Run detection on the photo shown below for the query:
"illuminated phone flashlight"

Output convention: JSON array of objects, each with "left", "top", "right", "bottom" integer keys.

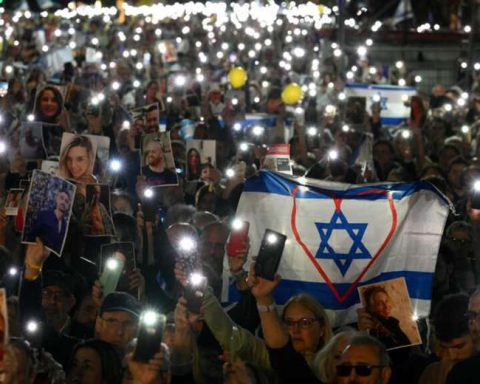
[
  {"left": 372, "top": 94, "right": 381, "bottom": 103},
  {"left": 109, "top": 159, "right": 122, "bottom": 172},
  {"left": 458, "top": 98, "right": 466, "bottom": 107},
  {"left": 414, "top": 75, "right": 422, "bottom": 83},
  {"left": 233, "top": 123, "right": 242, "bottom": 132},
  {"left": 401, "top": 129, "right": 412, "bottom": 139},
  {"left": 325, "top": 105, "right": 336, "bottom": 115},
  {"left": 133, "top": 79, "right": 141, "bottom": 88},
  {"left": 122, "top": 120, "right": 131, "bottom": 130},
  {"left": 266, "top": 233, "right": 278, "bottom": 244},
  {"left": 226, "top": 168, "right": 235, "bottom": 178},
  {"left": 252, "top": 125, "right": 264, "bottom": 136},
  {"left": 174, "top": 75, "right": 186, "bottom": 87},
  {"left": 239, "top": 142, "right": 249, "bottom": 152},
  {"left": 111, "top": 81, "right": 121, "bottom": 91},
  {"left": 253, "top": 96, "right": 261, "bottom": 103},
  {"left": 189, "top": 271, "right": 206, "bottom": 287},
  {"left": 443, "top": 103, "right": 453, "bottom": 112},
  {"left": 26, "top": 320, "right": 39, "bottom": 334},
  {"left": 231, "top": 98, "right": 239, "bottom": 106},
  {"left": 338, "top": 92, "right": 346, "bottom": 101},
  {"left": 90, "top": 95, "right": 99, "bottom": 105},
  {"left": 4, "top": 65, "right": 13, "bottom": 75},
  {"left": 27, "top": 114, "right": 35, "bottom": 122},
  {"left": 179, "top": 237, "right": 196, "bottom": 252},
  {"left": 0, "top": 140, "right": 6, "bottom": 154},
  {"left": 143, "top": 188, "right": 154, "bottom": 199},
  {"left": 8, "top": 266, "right": 18, "bottom": 276},
  {"left": 307, "top": 127, "right": 317, "bottom": 136},
  {"left": 356, "top": 45, "right": 367, "bottom": 57},
  {"left": 473, "top": 180, "right": 480, "bottom": 192},
  {"left": 232, "top": 219, "right": 244, "bottom": 231},
  {"left": 328, "top": 149, "right": 339, "bottom": 161},
  {"left": 461, "top": 125, "right": 470, "bottom": 134},
  {"left": 106, "top": 257, "right": 120, "bottom": 271}
]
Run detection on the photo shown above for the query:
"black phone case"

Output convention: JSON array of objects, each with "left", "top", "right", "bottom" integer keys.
[
  {"left": 254, "top": 229, "right": 287, "bottom": 281},
  {"left": 184, "top": 280, "right": 206, "bottom": 313},
  {"left": 133, "top": 317, "right": 166, "bottom": 362}
]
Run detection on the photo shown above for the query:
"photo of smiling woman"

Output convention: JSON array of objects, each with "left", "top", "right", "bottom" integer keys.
[
  {"left": 58, "top": 133, "right": 97, "bottom": 185},
  {"left": 33, "top": 85, "right": 64, "bottom": 124}
]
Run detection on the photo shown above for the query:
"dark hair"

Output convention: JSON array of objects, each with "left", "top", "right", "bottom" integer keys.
[
  {"left": 112, "top": 212, "right": 137, "bottom": 243},
  {"left": 432, "top": 293, "right": 470, "bottom": 342},
  {"left": 69, "top": 339, "right": 122, "bottom": 384},
  {"left": 345, "top": 333, "right": 391, "bottom": 367},
  {"left": 373, "top": 139, "right": 395, "bottom": 155},
  {"left": 187, "top": 148, "right": 201, "bottom": 177},
  {"left": 34, "top": 85, "right": 63, "bottom": 122}
]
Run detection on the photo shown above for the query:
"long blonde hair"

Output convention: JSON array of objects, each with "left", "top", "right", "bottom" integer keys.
[{"left": 59, "top": 135, "right": 94, "bottom": 179}]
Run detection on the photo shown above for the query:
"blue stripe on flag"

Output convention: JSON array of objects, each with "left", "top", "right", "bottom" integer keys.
[
  {"left": 381, "top": 117, "right": 408, "bottom": 125},
  {"left": 227, "top": 271, "right": 432, "bottom": 310},
  {"left": 345, "top": 83, "right": 416, "bottom": 92},
  {"left": 244, "top": 171, "right": 449, "bottom": 204}
]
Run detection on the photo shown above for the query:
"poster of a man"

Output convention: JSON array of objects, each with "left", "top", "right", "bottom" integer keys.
[
  {"left": 22, "top": 170, "right": 76, "bottom": 256},
  {"left": 82, "top": 184, "right": 115, "bottom": 237},
  {"left": 358, "top": 277, "right": 421, "bottom": 350},
  {"left": 141, "top": 133, "right": 178, "bottom": 187}
]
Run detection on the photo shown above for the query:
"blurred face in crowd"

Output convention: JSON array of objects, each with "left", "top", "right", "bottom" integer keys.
[
  {"left": 42, "top": 285, "right": 75, "bottom": 330},
  {"left": 39, "top": 89, "right": 60, "bottom": 118},
  {"left": 68, "top": 347, "right": 103, "bottom": 384},
  {"left": 336, "top": 344, "right": 391, "bottom": 384},
  {"left": 468, "top": 292, "right": 480, "bottom": 349},
  {"left": 146, "top": 141, "right": 165, "bottom": 169},
  {"left": 447, "top": 163, "right": 466, "bottom": 190},
  {"left": 145, "top": 108, "right": 159, "bottom": 134},
  {"left": 373, "top": 143, "right": 394, "bottom": 169},
  {"left": 66, "top": 145, "right": 91, "bottom": 179},
  {"left": 223, "top": 359, "right": 257, "bottom": 384},
  {"left": 283, "top": 302, "right": 324, "bottom": 354},
  {"left": 367, "top": 291, "right": 391, "bottom": 319},
  {"left": 75, "top": 295, "right": 98, "bottom": 326},
  {"left": 200, "top": 225, "right": 228, "bottom": 274},
  {"left": 95, "top": 311, "right": 138, "bottom": 351},
  {"left": 146, "top": 81, "right": 159, "bottom": 101},
  {"left": 436, "top": 334, "right": 474, "bottom": 363},
  {"left": 0, "top": 344, "right": 34, "bottom": 384}
]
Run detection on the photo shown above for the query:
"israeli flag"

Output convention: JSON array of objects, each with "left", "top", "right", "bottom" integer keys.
[
  {"left": 228, "top": 171, "right": 449, "bottom": 326},
  {"left": 345, "top": 83, "right": 416, "bottom": 126}
]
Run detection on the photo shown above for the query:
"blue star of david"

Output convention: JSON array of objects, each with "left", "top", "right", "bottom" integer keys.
[
  {"left": 369, "top": 95, "right": 388, "bottom": 110},
  {"left": 315, "top": 210, "right": 371, "bottom": 276}
]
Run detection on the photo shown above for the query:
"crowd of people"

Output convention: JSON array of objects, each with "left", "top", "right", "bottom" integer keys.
[{"left": 0, "top": 1, "right": 479, "bottom": 383}]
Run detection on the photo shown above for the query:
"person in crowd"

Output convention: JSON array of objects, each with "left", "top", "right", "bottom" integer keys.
[
  {"left": 187, "top": 147, "right": 202, "bottom": 181},
  {"left": 82, "top": 184, "right": 115, "bottom": 236},
  {"left": 142, "top": 140, "right": 178, "bottom": 186},
  {"left": 34, "top": 85, "right": 63, "bottom": 124},
  {"left": 335, "top": 333, "right": 392, "bottom": 384}
]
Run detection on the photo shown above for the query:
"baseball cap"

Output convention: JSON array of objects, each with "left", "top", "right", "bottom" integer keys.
[{"left": 100, "top": 292, "right": 142, "bottom": 318}]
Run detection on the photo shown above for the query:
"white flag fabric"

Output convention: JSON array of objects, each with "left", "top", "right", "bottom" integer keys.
[
  {"left": 345, "top": 83, "right": 416, "bottom": 126},
  {"left": 229, "top": 171, "right": 450, "bottom": 326}
]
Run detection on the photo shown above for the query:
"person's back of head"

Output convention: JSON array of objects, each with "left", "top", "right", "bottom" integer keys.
[{"left": 432, "top": 293, "right": 470, "bottom": 343}]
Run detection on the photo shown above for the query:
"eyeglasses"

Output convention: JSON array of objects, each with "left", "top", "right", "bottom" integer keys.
[
  {"left": 41, "top": 289, "right": 69, "bottom": 301},
  {"left": 465, "top": 311, "right": 480, "bottom": 322},
  {"left": 284, "top": 318, "right": 318, "bottom": 329},
  {"left": 101, "top": 317, "right": 138, "bottom": 331},
  {"left": 336, "top": 364, "right": 385, "bottom": 377}
]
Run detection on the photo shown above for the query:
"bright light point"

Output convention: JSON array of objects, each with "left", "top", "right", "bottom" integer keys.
[
  {"left": 292, "top": 47, "right": 306, "bottom": 58},
  {"left": 401, "top": 94, "right": 409, "bottom": 102},
  {"left": 346, "top": 71, "right": 354, "bottom": 80},
  {"left": 464, "top": 25, "right": 472, "bottom": 33},
  {"left": 27, "top": 114, "right": 35, "bottom": 122},
  {"left": 333, "top": 48, "right": 342, "bottom": 57},
  {"left": 365, "top": 38, "right": 373, "bottom": 46},
  {"left": 231, "top": 98, "right": 239, "bottom": 106},
  {"left": 233, "top": 123, "right": 242, "bottom": 131},
  {"left": 91, "top": 37, "right": 99, "bottom": 45},
  {"left": 462, "top": 92, "right": 469, "bottom": 99},
  {"left": 398, "top": 79, "right": 406, "bottom": 86},
  {"left": 372, "top": 94, "right": 381, "bottom": 103},
  {"left": 252, "top": 126, "right": 264, "bottom": 136},
  {"left": 109, "top": 159, "right": 122, "bottom": 172},
  {"left": 106, "top": 257, "right": 119, "bottom": 271},
  {"left": 307, "top": 127, "right": 317, "bottom": 136},
  {"left": 369, "top": 67, "right": 377, "bottom": 75},
  {"left": 475, "top": 63, "right": 480, "bottom": 71},
  {"left": 179, "top": 237, "right": 195, "bottom": 252},
  {"left": 328, "top": 149, "right": 338, "bottom": 160},
  {"left": 267, "top": 233, "right": 277, "bottom": 244},
  {"left": 357, "top": 46, "right": 367, "bottom": 56},
  {"left": 461, "top": 62, "right": 468, "bottom": 69},
  {"left": 69, "top": 41, "right": 76, "bottom": 49},
  {"left": 411, "top": 313, "right": 419, "bottom": 322},
  {"left": 325, "top": 105, "right": 336, "bottom": 114},
  {"left": 166, "top": 96, "right": 172, "bottom": 103},
  {"left": 232, "top": 219, "right": 244, "bottom": 230},
  {"left": 8, "top": 267, "right": 17, "bottom": 276},
  {"left": 338, "top": 92, "right": 346, "bottom": 101},
  {"left": 444, "top": 104, "right": 453, "bottom": 112},
  {"left": 401, "top": 130, "right": 411, "bottom": 139},
  {"left": 133, "top": 80, "right": 141, "bottom": 88},
  {"left": 414, "top": 75, "right": 422, "bottom": 83},
  {"left": 143, "top": 188, "right": 154, "bottom": 199},
  {"left": 461, "top": 125, "right": 470, "bottom": 134},
  {"left": 189, "top": 272, "right": 205, "bottom": 286},
  {"left": 253, "top": 96, "right": 260, "bottom": 103},
  {"left": 26, "top": 321, "right": 38, "bottom": 333},
  {"left": 42, "top": 45, "right": 49, "bottom": 53},
  {"left": 239, "top": 142, "right": 249, "bottom": 152},
  {"left": 395, "top": 61, "right": 404, "bottom": 69},
  {"left": 141, "top": 310, "right": 159, "bottom": 326},
  {"left": 342, "top": 124, "right": 350, "bottom": 132},
  {"left": 458, "top": 98, "right": 466, "bottom": 107},
  {"left": 226, "top": 168, "right": 235, "bottom": 178},
  {"left": 175, "top": 75, "right": 186, "bottom": 87},
  {"left": 5, "top": 65, "right": 13, "bottom": 74},
  {"left": 111, "top": 81, "right": 120, "bottom": 91},
  {"left": 474, "top": 180, "right": 480, "bottom": 191}
]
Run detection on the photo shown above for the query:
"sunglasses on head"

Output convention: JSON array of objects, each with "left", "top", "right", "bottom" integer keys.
[{"left": 336, "top": 364, "right": 384, "bottom": 377}]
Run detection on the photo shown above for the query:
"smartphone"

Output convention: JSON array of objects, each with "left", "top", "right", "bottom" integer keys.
[
  {"left": 101, "top": 243, "right": 136, "bottom": 296},
  {"left": 226, "top": 220, "right": 250, "bottom": 257},
  {"left": 254, "top": 229, "right": 287, "bottom": 281},
  {"left": 472, "top": 189, "right": 480, "bottom": 209},
  {"left": 133, "top": 310, "right": 166, "bottom": 362},
  {"left": 99, "top": 253, "right": 125, "bottom": 297},
  {"left": 0, "top": 81, "right": 8, "bottom": 98},
  {"left": 184, "top": 273, "right": 207, "bottom": 313}
]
